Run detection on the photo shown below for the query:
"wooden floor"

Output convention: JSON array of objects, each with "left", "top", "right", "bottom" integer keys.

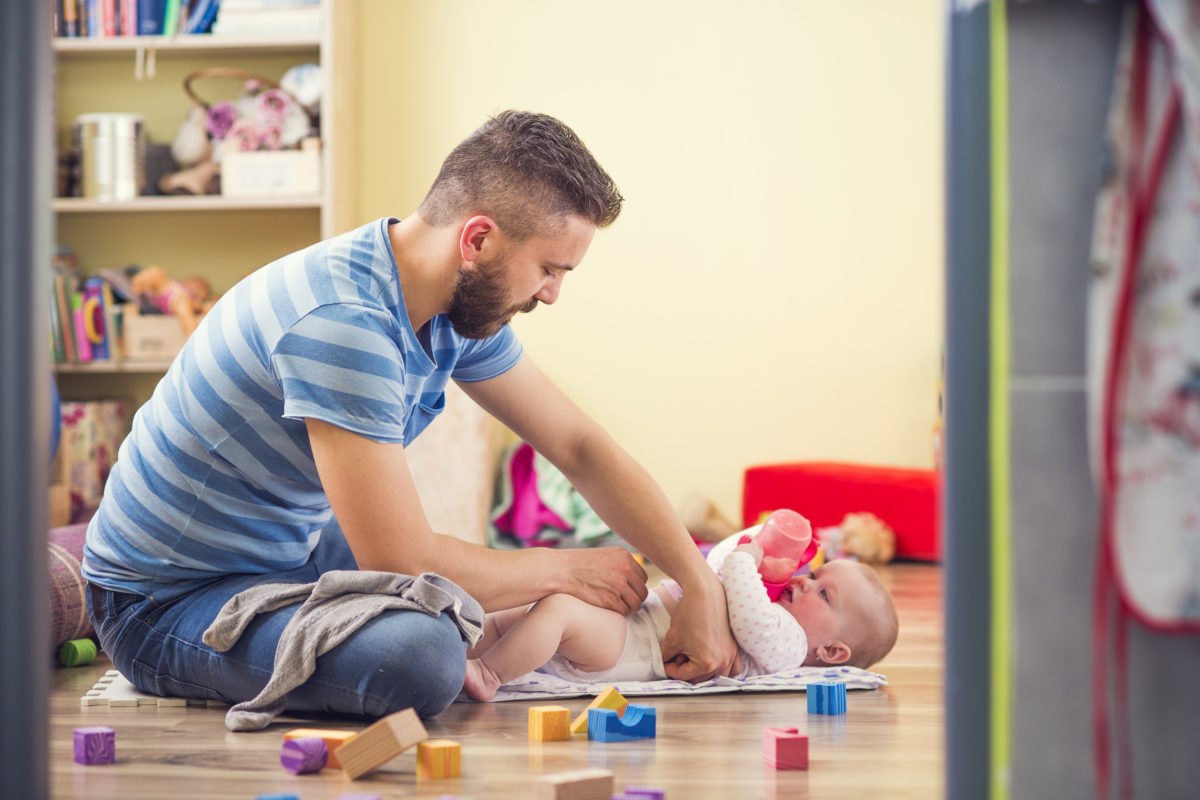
[{"left": 49, "top": 564, "right": 943, "bottom": 799}]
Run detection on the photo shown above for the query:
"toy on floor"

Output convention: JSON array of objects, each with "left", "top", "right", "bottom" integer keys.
[
  {"left": 58, "top": 637, "right": 97, "bottom": 667},
  {"left": 807, "top": 681, "right": 848, "bottom": 715},
  {"left": 73, "top": 725, "right": 115, "bottom": 765},
  {"left": 816, "top": 512, "right": 896, "bottom": 564},
  {"left": 536, "top": 767, "right": 614, "bottom": 799},
  {"left": 763, "top": 726, "right": 809, "bottom": 770},
  {"left": 282, "top": 728, "right": 356, "bottom": 769},
  {"left": 416, "top": 739, "right": 461, "bottom": 779},
  {"left": 279, "top": 735, "right": 327, "bottom": 774},
  {"left": 335, "top": 707, "right": 428, "bottom": 780},
  {"left": 528, "top": 704, "right": 571, "bottom": 741},
  {"left": 569, "top": 685, "right": 627, "bottom": 734},
  {"left": 587, "top": 704, "right": 656, "bottom": 742},
  {"left": 614, "top": 788, "right": 666, "bottom": 800}
]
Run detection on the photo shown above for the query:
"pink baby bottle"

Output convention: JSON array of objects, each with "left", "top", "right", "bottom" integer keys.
[{"left": 740, "top": 509, "right": 818, "bottom": 601}]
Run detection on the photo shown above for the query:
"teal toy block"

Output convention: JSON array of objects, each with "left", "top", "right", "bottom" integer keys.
[
  {"left": 807, "top": 681, "right": 847, "bottom": 715},
  {"left": 587, "top": 704, "right": 656, "bottom": 742}
]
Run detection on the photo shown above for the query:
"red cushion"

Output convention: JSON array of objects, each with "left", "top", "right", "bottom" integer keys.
[{"left": 742, "top": 462, "right": 941, "bottom": 562}]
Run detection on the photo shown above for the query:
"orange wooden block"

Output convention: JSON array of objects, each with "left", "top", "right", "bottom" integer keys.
[
  {"left": 416, "top": 739, "right": 461, "bottom": 779},
  {"left": 335, "top": 708, "right": 428, "bottom": 780},
  {"left": 283, "top": 728, "right": 357, "bottom": 769},
  {"left": 528, "top": 705, "right": 571, "bottom": 741},
  {"left": 570, "top": 686, "right": 627, "bottom": 735}
]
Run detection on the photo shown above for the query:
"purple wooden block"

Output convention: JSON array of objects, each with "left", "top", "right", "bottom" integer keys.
[
  {"left": 623, "top": 789, "right": 666, "bottom": 800},
  {"left": 73, "top": 725, "right": 115, "bottom": 765},
  {"left": 279, "top": 736, "right": 328, "bottom": 774}
]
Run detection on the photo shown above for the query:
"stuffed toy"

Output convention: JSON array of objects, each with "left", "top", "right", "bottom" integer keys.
[{"left": 817, "top": 512, "right": 896, "bottom": 564}]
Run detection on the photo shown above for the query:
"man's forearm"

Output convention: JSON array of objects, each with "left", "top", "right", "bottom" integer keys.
[
  {"left": 422, "top": 535, "right": 562, "bottom": 611},
  {"left": 559, "top": 427, "right": 717, "bottom": 594}
]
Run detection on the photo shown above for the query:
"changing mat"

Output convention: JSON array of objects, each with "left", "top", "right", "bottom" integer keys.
[{"left": 465, "top": 665, "right": 887, "bottom": 703}]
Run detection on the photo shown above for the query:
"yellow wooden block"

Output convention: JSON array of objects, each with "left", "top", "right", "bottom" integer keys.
[
  {"left": 529, "top": 705, "right": 571, "bottom": 741},
  {"left": 569, "top": 686, "right": 628, "bottom": 735},
  {"left": 283, "top": 728, "right": 357, "bottom": 769},
  {"left": 417, "top": 739, "right": 461, "bottom": 779}
]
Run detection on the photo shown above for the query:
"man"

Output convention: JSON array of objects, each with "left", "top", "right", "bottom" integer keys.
[{"left": 83, "top": 111, "right": 736, "bottom": 719}]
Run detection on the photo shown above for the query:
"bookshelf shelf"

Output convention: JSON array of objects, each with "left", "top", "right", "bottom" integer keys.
[
  {"left": 54, "top": 360, "right": 174, "bottom": 374},
  {"left": 54, "top": 195, "right": 323, "bottom": 213},
  {"left": 53, "top": 33, "right": 320, "bottom": 57}
]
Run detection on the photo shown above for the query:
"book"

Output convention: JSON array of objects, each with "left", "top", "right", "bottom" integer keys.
[
  {"left": 184, "top": 0, "right": 220, "bottom": 34},
  {"left": 61, "top": 0, "right": 80, "bottom": 37},
  {"left": 120, "top": 0, "right": 136, "bottom": 36},
  {"left": 161, "top": 0, "right": 181, "bottom": 36},
  {"left": 137, "top": 0, "right": 163, "bottom": 35}
]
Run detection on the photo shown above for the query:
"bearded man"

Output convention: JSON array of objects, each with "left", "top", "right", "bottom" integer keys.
[{"left": 82, "top": 111, "right": 737, "bottom": 720}]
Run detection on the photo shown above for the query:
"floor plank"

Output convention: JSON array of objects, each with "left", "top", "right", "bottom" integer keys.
[{"left": 50, "top": 563, "right": 943, "bottom": 799}]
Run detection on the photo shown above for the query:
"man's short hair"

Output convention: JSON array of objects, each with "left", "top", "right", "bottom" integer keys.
[{"left": 417, "top": 110, "right": 623, "bottom": 241}]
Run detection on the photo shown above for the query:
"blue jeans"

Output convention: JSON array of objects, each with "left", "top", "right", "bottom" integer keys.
[{"left": 87, "top": 523, "right": 467, "bottom": 720}]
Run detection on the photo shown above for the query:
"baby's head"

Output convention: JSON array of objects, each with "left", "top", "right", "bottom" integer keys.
[{"left": 776, "top": 559, "right": 898, "bottom": 669}]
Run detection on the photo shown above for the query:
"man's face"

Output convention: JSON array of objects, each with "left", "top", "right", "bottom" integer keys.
[{"left": 447, "top": 215, "right": 596, "bottom": 339}]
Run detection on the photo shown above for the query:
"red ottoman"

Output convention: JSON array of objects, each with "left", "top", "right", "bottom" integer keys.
[{"left": 742, "top": 462, "right": 941, "bottom": 562}]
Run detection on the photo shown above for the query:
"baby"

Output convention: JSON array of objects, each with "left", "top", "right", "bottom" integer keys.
[{"left": 462, "top": 526, "right": 899, "bottom": 701}]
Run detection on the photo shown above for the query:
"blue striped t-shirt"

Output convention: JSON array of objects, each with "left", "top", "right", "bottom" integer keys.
[{"left": 82, "top": 217, "right": 522, "bottom": 597}]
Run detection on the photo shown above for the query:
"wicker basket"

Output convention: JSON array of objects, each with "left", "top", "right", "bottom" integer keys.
[{"left": 182, "top": 67, "right": 317, "bottom": 127}]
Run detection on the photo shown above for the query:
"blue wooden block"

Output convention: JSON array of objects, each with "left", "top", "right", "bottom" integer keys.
[
  {"left": 807, "top": 681, "right": 847, "bottom": 715},
  {"left": 587, "top": 704, "right": 656, "bottom": 742}
]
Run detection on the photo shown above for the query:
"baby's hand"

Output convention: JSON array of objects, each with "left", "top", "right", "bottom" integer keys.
[{"left": 734, "top": 538, "right": 764, "bottom": 565}]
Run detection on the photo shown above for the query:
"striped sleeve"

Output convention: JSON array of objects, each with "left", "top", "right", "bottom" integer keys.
[{"left": 273, "top": 303, "right": 408, "bottom": 443}]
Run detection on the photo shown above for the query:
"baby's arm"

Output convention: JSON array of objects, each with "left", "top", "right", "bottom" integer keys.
[{"left": 719, "top": 548, "right": 808, "bottom": 674}]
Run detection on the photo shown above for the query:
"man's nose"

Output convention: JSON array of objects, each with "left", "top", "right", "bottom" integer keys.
[{"left": 535, "top": 272, "right": 563, "bottom": 305}]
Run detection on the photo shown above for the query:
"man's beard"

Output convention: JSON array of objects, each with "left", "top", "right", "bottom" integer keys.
[{"left": 446, "top": 253, "right": 538, "bottom": 339}]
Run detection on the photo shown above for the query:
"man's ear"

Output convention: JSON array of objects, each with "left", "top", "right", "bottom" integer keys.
[
  {"left": 459, "top": 215, "right": 498, "bottom": 264},
  {"left": 816, "top": 641, "right": 852, "bottom": 665}
]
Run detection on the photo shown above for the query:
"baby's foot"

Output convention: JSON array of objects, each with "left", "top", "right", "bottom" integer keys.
[{"left": 463, "top": 658, "right": 502, "bottom": 702}]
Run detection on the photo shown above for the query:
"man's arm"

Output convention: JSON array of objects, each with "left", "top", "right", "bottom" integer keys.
[
  {"left": 459, "top": 355, "right": 739, "bottom": 681},
  {"left": 306, "top": 417, "right": 645, "bottom": 613}
]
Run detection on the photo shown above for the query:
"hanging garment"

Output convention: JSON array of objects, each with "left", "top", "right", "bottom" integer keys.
[
  {"left": 488, "top": 441, "right": 614, "bottom": 549},
  {"left": 1088, "top": 2, "right": 1200, "bottom": 796}
]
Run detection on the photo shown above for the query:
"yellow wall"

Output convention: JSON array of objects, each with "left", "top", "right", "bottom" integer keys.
[{"left": 357, "top": 1, "right": 945, "bottom": 521}]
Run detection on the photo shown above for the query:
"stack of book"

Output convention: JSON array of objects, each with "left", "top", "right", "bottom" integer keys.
[
  {"left": 49, "top": 250, "right": 128, "bottom": 366},
  {"left": 53, "top": 0, "right": 229, "bottom": 39}
]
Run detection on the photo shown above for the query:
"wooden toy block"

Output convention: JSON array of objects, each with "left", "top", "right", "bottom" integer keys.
[
  {"left": 80, "top": 670, "right": 221, "bottom": 708},
  {"left": 763, "top": 726, "right": 809, "bottom": 770},
  {"left": 528, "top": 704, "right": 571, "bottom": 741},
  {"left": 616, "top": 788, "right": 666, "bottom": 800},
  {"left": 335, "top": 707, "right": 428, "bottom": 780},
  {"left": 587, "top": 705, "right": 656, "bottom": 742},
  {"left": 535, "top": 767, "right": 615, "bottom": 800},
  {"left": 279, "top": 735, "right": 328, "bottom": 774},
  {"left": 807, "top": 681, "right": 847, "bottom": 715},
  {"left": 416, "top": 739, "right": 461, "bottom": 779},
  {"left": 569, "top": 685, "right": 628, "bottom": 735},
  {"left": 283, "top": 728, "right": 357, "bottom": 769},
  {"left": 73, "top": 725, "right": 115, "bottom": 765}
]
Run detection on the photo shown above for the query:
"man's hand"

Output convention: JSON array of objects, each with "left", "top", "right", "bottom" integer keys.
[
  {"left": 557, "top": 547, "right": 648, "bottom": 614},
  {"left": 661, "top": 578, "right": 739, "bottom": 682}
]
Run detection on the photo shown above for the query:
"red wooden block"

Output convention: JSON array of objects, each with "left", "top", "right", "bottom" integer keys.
[{"left": 763, "top": 726, "right": 808, "bottom": 770}]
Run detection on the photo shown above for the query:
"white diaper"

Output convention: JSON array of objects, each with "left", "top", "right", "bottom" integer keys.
[{"left": 537, "top": 591, "right": 672, "bottom": 683}]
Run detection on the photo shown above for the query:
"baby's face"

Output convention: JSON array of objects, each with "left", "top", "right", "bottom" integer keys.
[{"left": 775, "top": 560, "right": 873, "bottom": 655}]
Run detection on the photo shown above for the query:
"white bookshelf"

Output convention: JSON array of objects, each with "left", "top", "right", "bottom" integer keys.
[{"left": 51, "top": 0, "right": 358, "bottom": 383}]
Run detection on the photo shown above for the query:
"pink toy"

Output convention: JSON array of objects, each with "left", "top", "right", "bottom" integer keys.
[{"left": 739, "top": 509, "right": 818, "bottom": 601}]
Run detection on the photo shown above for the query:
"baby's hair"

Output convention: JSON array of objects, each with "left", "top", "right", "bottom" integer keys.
[{"left": 845, "top": 563, "right": 899, "bottom": 669}]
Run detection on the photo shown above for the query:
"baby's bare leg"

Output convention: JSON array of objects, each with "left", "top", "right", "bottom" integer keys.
[
  {"left": 467, "top": 604, "right": 533, "bottom": 659},
  {"left": 464, "top": 594, "right": 627, "bottom": 701}
]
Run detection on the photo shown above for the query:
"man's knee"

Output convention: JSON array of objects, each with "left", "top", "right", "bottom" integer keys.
[{"left": 353, "top": 611, "right": 468, "bottom": 718}]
